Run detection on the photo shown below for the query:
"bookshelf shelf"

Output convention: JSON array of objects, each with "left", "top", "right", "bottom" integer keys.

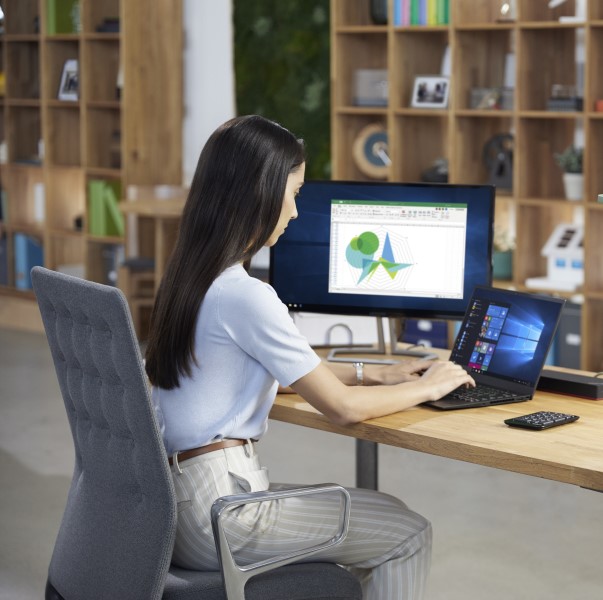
[
  {"left": 0, "top": 0, "right": 182, "bottom": 328},
  {"left": 330, "top": 0, "right": 603, "bottom": 371}
]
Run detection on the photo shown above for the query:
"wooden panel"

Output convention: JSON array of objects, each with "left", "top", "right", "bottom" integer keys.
[
  {"left": 122, "top": 0, "right": 182, "bottom": 185},
  {"left": 44, "top": 167, "right": 85, "bottom": 231},
  {"left": 393, "top": 115, "right": 448, "bottom": 182},
  {"left": 582, "top": 298, "right": 603, "bottom": 371},
  {"left": 332, "top": 32, "right": 388, "bottom": 107}
]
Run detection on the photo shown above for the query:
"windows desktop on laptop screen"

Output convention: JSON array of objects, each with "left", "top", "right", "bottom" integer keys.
[{"left": 269, "top": 180, "right": 495, "bottom": 321}]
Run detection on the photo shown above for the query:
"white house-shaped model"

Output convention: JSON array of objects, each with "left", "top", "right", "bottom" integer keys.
[{"left": 525, "top": 223, "right": 584, "bottom": 292}]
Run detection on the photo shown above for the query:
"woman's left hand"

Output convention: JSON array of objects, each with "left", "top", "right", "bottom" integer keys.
[{"left": 374, "top": 358, "right": 437, "bottom": 385}]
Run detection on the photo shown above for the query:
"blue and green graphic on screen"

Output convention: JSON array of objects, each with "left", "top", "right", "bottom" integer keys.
[
  {"left": 328, "top": 199, "right": 468, "bottom": 300},
  {"left": 345, "top": 230, "right": 412, "bottom": 284}
]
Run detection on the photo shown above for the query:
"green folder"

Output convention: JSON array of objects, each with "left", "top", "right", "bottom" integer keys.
[{"left": 47, "top": 0, "right": 81, "bottom": 35}]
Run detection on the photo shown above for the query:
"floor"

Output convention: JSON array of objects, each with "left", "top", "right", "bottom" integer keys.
[{"left": 1, "top": 326, "right": 602, "bottom": 600}]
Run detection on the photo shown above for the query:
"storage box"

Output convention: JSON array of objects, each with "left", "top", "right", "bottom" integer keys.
[{"left": 353, "top": 69, "right": 388, "bottom": 107}]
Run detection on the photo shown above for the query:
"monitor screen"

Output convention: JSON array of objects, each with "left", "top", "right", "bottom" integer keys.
[{"left": 269, "top": 180, "right": 495, "bottom": 320}]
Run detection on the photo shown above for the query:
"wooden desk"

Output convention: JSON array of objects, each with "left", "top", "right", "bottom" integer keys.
[{"left": 271, "top": 390, "right": 603, "bottom": 492}]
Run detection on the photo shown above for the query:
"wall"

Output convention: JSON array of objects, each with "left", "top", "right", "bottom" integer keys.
[{"left": 182, "top": 0, "right": 236, "bottom": 185}]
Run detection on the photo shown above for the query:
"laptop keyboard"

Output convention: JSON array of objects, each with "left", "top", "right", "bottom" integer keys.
[{"left": 440, "top": 384, "right": 520, "bottom": 405}]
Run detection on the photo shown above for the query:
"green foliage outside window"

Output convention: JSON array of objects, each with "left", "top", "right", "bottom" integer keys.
[{"left": 233, "top": 1, "right": 331, "bottom": 179}]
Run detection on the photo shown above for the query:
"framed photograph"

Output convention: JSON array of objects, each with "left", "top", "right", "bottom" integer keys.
[
  {"left": 58, "top": 59, "right": 79, "bottom": 101},
  {"left": 411, "top": 75, "right": 449, "bottom": 109}
]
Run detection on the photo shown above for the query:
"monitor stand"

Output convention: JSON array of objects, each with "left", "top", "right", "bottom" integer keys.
[{"left": 325, "top": 317, "right": 438, "bottom": 365}]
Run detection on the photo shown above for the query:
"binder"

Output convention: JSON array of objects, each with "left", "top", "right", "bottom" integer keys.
[
  {"left": 14, "top": 233, "right": 44, "bottom": 290},
  {"left": 0, "top": 235, "right": 7, "bottom": 286},
  {"left": 88, "top": 179, "right": 123, "bottom": 237},
  {"left": 47, "top": 0, "right": 81, "bottom": 35}
]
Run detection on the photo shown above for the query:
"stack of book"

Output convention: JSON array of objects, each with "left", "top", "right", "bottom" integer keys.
[{"left": 394, "top": 0, "right": 450, "bottom": 26}]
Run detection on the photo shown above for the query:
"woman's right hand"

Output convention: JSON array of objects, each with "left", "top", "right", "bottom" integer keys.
[{"left": 418, "top": 360, "right": 475, "bottom": 402}]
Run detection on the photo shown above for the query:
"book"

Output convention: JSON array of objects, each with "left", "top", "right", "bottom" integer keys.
[
  {"left": 103, "top": 183, "right": 125, "bottom": 237},
  {"left": 88, "top": 179, "right": 123, "bottom": 237},
  {"left": 88, "top": 180, "right": 107, "bottom": 236},
  {"left": 14, "top": 233, "right": 44, "bottom": 290},
  {"left": 0, "top": 235, "right": 7, "bottom": 286},
  {"left": 47, "top": 0, "right": 81, "bottom": 35}
]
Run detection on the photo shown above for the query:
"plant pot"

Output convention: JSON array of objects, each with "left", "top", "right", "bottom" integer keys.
[
  {"left": 562, "top": 172, "right": 584, "bottom": 201},
  {"left": 492, "top": 250, "right": 513, "bottom": 280}
]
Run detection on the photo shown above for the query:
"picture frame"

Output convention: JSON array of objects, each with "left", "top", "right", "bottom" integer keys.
[
  {"left": 411, "top": 75, "right": 449, "bottom": 109},
  {"left": 58, "top": 59, "right": 79, "bottom": 101}
]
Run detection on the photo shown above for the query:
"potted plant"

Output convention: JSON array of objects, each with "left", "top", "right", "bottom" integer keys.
[
  {"left": 554, "top": 145, "right": 583, "bottom": 201},
  {"left": 492, "top": 225, "right": 515, "bottom": 280}
]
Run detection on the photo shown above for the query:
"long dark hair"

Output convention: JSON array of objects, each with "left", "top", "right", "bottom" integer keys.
[{"left": 145, "top": 115, "right": 305, "bottom": 389}]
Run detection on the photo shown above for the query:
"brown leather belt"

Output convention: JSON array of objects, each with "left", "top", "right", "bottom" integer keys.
[{"left": 168, "top": 439, "right": 247, "bottom": 466}]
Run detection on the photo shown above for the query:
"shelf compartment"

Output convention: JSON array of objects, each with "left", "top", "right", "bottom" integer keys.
[
  {"left": 332, "top": 0, "right": 383, "bottom": 27},
  {"left": 44, "top": 166, "right": 85, "bottom": 231},
  {"left": 516, "top": 117, "right": 577, "bottom": 198},
  {"left": 454, "top": 29, "right": 514, "bottom": 111},
  {"left": 3, "top": 0, "right": 40, "bottom": 35},
  {"left": 6, "top": 106, "right": 42, "bottom": 164},
  {"left": 332, "top": 114, "right": 388, "bottom": 181},
  {"left": 2, "top": 165, "right": 45, "bottom": 228},
  {"left": 81, "top": 0, "right": 120, "bottom": 34},
  {"left": 86, "top": 240, "right": 124, "bottom": 286},
  {"left": 452, "top": 115, "right": 514, "bottom": 186},
  {"left": 518, "top": 0, "right": 577, "bottom": 22},
  {"left": 45, "top": 106, "right": 81, "bottom": 166},
  {"left": 5, "top": 41, "right": 41, "bottom": 100},
  {"left": 42, "top": 39, "right": 80, "bottom": 100},
  {"left": 393, "top": 114, "right": 448, "bottom": 182},
  {"left": 452, "top": 1, "right": 517, "bottom": 25},
  {"left": 588, "top": 25, "right": 603, "bottom": 111},
  {"left": 84, "top": 107, "right": 121, "bottom": 170},
  {"left": 517, "top": 27, "right": 580, "bottom": 111},
  {"left": 82, "top": 38, "right": 120, "bottom": 102},
  {"left": 45, "top": 230, "right": 84, "bottom": 274},
  {"left": 514, "top": 202, "right": 576, "bottom": 285},
  {"left": 332, "top": 32, "right": 387, "bottom": 107},
  {"left": 392, "top": 29, "right": 449, "bottom": 110}
]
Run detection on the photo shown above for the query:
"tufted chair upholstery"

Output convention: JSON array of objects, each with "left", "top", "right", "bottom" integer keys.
[{"left": 32, "top": 267, "right": 361, "bottom": 600}]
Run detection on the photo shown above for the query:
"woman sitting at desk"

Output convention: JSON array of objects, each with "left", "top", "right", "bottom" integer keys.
[{"left": 145, "top": 115, "right": 474, "bottom": 599}]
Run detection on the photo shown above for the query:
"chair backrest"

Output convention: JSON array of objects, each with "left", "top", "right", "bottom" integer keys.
[{"left": 32, "top": 267, "right": 176, "bottom": 600}]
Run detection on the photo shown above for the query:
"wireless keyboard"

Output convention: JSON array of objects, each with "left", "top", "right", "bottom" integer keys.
[{"left": 504, "top": 411, "right": 579, "bottom": 430}]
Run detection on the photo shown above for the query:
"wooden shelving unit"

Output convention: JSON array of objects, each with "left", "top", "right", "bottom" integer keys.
[
  {"left": 331, "top": 0, "right": 603, "bottom": 371},
  {"left": 0, "top": 0, "right": 182, "bottom": 326}
]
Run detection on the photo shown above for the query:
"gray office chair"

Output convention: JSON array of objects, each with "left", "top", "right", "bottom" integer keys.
[{"left": 32, "top": 267, "right": 361, "bottom": 600}]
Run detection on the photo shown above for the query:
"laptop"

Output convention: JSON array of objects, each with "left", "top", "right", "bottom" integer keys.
[{"left": 426, "top": 286, "right": 565, "bottom": 410}]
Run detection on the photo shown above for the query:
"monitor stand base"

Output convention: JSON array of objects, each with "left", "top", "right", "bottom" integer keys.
[{"left": 325, "top": 318, "right": 438, "bottom": 365}]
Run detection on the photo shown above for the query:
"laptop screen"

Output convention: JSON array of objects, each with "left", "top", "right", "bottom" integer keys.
[{"left": 450, "top": 287, "right": 565, "bottom": 388}]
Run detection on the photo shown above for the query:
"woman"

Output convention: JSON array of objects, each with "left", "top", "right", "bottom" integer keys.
[{"left": 145, "top": 115, "right": 474, "bottom": 599}]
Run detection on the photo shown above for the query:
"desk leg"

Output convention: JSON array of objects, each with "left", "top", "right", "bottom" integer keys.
[{"left": 356, "top": 439, "right": 378, "bottom": 490}]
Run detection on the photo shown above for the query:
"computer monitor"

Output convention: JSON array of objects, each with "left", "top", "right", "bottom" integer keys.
[{"left": 269, "top": 180, "right": 495, "bottom": 360}]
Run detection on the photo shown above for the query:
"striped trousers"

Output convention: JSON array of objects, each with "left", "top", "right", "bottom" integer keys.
[{"left": 170, "top": 442, "right": 432, "bottom": 599}]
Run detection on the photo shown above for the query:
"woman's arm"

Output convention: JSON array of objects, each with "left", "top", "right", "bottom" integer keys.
[
  {"left": 289, "top": 360, "right": 474, "bottom": 426},
  {"left": 277, "top": 357, "right": 432, "bottom": 393}
]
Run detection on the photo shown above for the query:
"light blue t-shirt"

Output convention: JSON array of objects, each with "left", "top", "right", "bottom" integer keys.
[{"left": 152, "top": 263, "right": 320, "bottom": 455}]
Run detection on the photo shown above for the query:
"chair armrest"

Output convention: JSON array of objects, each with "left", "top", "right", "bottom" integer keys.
[{"left": 211, "top": 483, "right": 351, "bottom": 600}]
